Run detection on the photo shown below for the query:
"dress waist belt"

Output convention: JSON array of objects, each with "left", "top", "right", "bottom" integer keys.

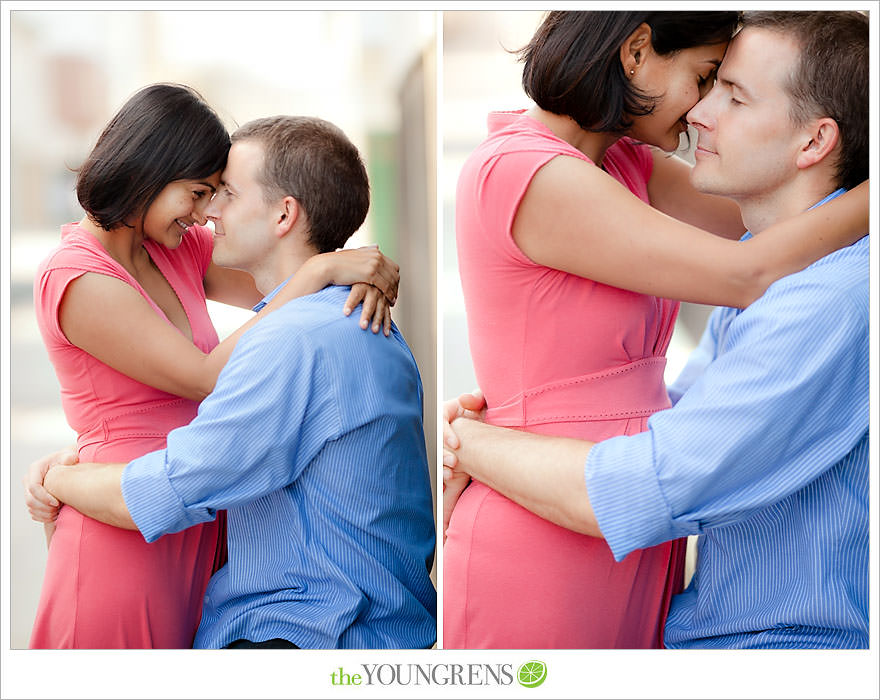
[
  {"left": 485, "top": 356, "right": 671, "bottom": 426},
  {"left": 76, "top": 397, "right": 198, "bottom": 451}
]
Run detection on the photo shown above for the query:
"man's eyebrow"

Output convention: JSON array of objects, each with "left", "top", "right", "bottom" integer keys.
[{"left": 718, "top": 75, "right": 755, "bottom": 100}]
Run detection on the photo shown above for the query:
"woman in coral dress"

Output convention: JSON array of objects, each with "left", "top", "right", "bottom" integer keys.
[
  {"left": 26, "top": 84, "right": 398, "bottom": 648},
  {"left": 443, "top": 12, "right": 868, "bottom": 648}
]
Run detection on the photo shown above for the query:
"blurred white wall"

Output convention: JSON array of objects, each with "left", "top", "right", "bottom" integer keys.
[{"left": 6, "top": 8, "right": 437, "bottom": 650}]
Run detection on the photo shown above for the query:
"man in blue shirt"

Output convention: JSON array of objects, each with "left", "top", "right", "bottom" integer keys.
[
  {"left": 43, "top": 116, "right": 436, "bottom": 649},
  {"left": 444, "top": 12, "right": 869, "bottom": 648}
]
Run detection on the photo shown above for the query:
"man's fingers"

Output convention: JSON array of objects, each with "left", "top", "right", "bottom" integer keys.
[
  {"left": 23, "top": 476, "right": 58, "bottom": 508},
  {"left": 56, "top": 452, "right": 78, "bottom": 466},
  {"left": 458, "top": 391, "right": 486, "bottom": 412},
  {"left": 442, "top": 449, "right": 458, "bottom": 469},
  {"left": 24, "top": 492, "right": 59, "bottom": 522}
]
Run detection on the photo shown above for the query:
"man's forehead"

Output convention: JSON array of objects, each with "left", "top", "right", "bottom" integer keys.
[
  {"left": 222, "top": 141, "right": 262, "bottom": 186},
  {"left": 719, "top": 27, "right": 797, "bottom": 90}
]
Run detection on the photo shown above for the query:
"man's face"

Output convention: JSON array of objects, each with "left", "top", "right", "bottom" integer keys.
[
  {"left": 687, "top": 27, "right": 807, "bottom": 201},
  {"left": 204, "top": 140, "right": 278, "bottom": 273}
]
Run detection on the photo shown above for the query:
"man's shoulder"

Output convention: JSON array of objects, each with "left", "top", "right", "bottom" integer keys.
[
  {"left": 248, "top": 286, "right": 418, "bottom": 370},
  {"left": 760, "top": 236, "right": 868, "bottom": 312},
  {"left": 255, "top": 286, "right": 358, "bottom": 338}
]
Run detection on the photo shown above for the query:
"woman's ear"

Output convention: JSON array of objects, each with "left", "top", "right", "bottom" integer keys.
[
  {"left": 795, "top": 117, "right": 840, "bottom": 170},
  {"left": 620, "top": 23, "right": 653, "bottom": 77}
]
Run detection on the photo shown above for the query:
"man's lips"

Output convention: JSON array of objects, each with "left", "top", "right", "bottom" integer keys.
[{"left": 695, "top": 144, "right": 717, "bottom": 157}]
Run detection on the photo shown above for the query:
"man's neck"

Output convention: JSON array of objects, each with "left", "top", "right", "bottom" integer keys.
[
  {"left": 739, "top": 180, "right": 839, "bottom": 235},
  {"left": 253, "top": 247, "right": 319, "bottom": 297}
]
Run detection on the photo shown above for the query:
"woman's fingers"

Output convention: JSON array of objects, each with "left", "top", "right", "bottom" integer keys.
[
  {"left": 359, "top": 286, "right": 380, "bottom": 331},
  {"left": 343, "top": 283, "right": 367, "bottom": 317}
]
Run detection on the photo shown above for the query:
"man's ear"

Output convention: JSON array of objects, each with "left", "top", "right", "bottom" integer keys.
[
  {"left": 795, "top": 117, "right": 840, "bottom": 170},
  {"left": 275, "top": 196, "right": 300, "bottom": 238}
]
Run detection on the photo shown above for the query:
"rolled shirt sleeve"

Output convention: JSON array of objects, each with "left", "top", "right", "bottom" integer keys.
[
  {"left": 586, "top": 271, "right": 868, "bottom": 562},
  {"left": 122, "top": 448, "right": 214, "bottom": 541},
  {"left": 121, "top": 316, "right": 334, "bottom": 543}
]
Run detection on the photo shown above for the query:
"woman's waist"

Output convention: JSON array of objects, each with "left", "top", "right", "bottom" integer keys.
[
  {"left": 72, "top": 397, "right": 198, "bottom": 460},
  {"left": 484, "top": 356, "right": 671, "bottom": 428}
]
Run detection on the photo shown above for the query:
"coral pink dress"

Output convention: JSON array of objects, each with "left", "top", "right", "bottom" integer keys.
[
  {"left": 30, "top": 223, "right": 225, "bottom": 648},
  {"left": 445, "top": 111, "right": 686, "bottom": 648}
]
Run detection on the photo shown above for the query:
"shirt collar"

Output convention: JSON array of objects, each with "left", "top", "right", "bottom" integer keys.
[
  {"left": 809, "top": 187, "right": 846, "bottom": 210},
  {"left": 252, "top": 276, "right": 293, "bottom": 312}
]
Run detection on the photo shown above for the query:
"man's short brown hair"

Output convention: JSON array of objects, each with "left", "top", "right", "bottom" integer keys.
[
  {"left": 742, "top": 11, "right": 868, "bottom": 190},
  {"left": 232, "top": 116, "right": 370, "bottom": 253}
]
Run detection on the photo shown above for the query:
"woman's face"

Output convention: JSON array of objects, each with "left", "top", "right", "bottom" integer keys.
[
  {"left": 140, "top": 171, "right": 222, "bottom": 248},
  {"left": 627, "top": 42, "right": 729, "bottom": 152}
]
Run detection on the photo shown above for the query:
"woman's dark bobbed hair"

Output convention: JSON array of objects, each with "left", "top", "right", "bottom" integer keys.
[
  {"left": 519, "top": 11, "right": 740, "bottom": 133},
  {"left": 76, "top": 83, "right": 230, "bottom": 231}
]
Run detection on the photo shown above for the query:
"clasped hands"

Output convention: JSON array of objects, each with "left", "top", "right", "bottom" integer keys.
[
  {"left": 442, "top": 389, "right": 486, "bottom": 542},
  {"left": 26, "top": 385, "right": 487, "bottom": 542},
  {"left": 22, "top": 445, "right": 78, "bottom": 524}
]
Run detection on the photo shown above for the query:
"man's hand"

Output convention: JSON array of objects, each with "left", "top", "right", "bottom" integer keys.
[
  {"left": 441, "top": 391, "right": 486, "bottom": 540},
  {"left": 442, "top": 390, "right": 486, "bottom": 470},
  {"left": 42, "top": 461, "right": 135, "bottom": 530},
  {"left": 23, "top": 445, "right": 77, "bottom": 523}
]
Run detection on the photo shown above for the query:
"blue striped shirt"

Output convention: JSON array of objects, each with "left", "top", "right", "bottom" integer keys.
[
  {"left": 585, "top": 190, "right": 869, "bottom": 648},
  {"left": 121, "top": 285, "right": 436, "bottom": 649}
]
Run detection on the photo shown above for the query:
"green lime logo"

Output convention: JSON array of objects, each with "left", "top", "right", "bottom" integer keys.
[{"left": 517, "top": 660, "right": 547, "bottom": 688}]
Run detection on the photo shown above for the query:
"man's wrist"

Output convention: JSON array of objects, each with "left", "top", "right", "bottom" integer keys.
[
  {"left": 42, "top": 463, "right": 69, "bottom": 500},
  {"left": 450, "top": 416, "right": 486, "bottom": 478}
]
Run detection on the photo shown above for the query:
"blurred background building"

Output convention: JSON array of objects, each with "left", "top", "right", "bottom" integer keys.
[{"left": 7, "top": 9, "right": 437, "bottom": 649}]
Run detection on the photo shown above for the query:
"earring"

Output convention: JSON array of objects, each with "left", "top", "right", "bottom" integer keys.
[{"left": 630, "top": 69, "right": 635, "bottom": 75}]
